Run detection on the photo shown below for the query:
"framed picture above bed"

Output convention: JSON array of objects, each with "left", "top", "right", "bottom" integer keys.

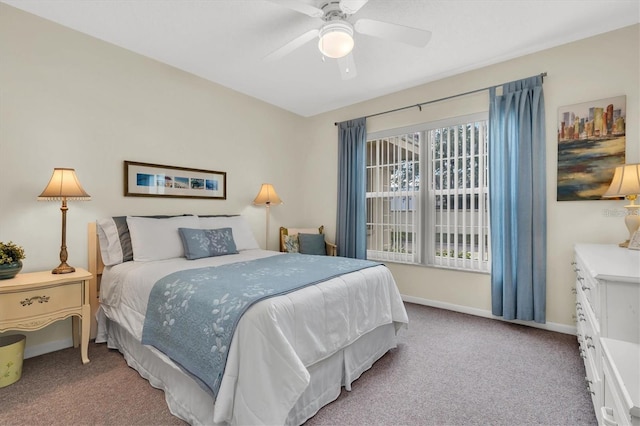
[{"left": 124, "top": 161, "right": 226, "bottom": 199}]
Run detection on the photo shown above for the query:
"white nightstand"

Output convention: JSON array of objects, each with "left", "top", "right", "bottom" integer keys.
[{"left": 0, "top": 268, "right": 93, "bottom": 364}]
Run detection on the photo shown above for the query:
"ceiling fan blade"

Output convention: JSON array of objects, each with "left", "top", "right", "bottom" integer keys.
[
  {"left": 264, "top": 29, "right": 320, "bottom": 62},
  {"left": 354, "top": 18, "right": 432, "bottom": 47},
  {"left": 337, "top": 53, "right": 357, "bottom": 80},
  {"left": 339, "top": 0, "right": 369, "bottom": 15},
  {"left": 265, "top": 0, "right": 324, "bottom": 18}
]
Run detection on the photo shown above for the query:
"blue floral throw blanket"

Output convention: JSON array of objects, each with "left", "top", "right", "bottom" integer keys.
[{"left": 141, "top": 254, "right": 381, "bottom": 397}]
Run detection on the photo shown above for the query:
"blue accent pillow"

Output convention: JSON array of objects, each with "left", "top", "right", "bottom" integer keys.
[
  {"left": 298, "top": 233, "right": 326, "bottom": 255},
  {"left": 178, "top": 227, "right": 239, "bottom": 260}
]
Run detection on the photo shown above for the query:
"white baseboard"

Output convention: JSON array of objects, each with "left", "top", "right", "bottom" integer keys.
[
  {"left": 402, "top": 294, "right": 577, "bottom": 336},
  {"left": 20, "top": 297, "right": 575, "bottom": 359},
  {"left": 23, "top": 337, "right": 73, "bottom": 359}
]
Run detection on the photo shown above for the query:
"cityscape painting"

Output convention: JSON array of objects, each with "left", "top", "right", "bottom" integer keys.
[{"left": 557, "top": 95, "right": 626, "bottom": 201}]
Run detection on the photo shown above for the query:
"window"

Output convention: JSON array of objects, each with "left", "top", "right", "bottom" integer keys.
[
  {"left": 366, "top": 113, "right": 490, "bottom": 272},
  {"left": 366, "top": 133, "right": 420, "bottom": 263}
]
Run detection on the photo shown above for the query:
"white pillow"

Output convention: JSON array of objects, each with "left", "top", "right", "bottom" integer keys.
[
  {"left": 127, "top": 215, "right": 199, "bottom": 261},
  {"left": 96, "top": 217, "right": 128, "bottom": 266},
  {"left": 198, "top": 215, "right": 259, "bottom": 251}
]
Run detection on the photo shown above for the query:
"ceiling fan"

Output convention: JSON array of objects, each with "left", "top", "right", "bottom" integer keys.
[{"left": 264, "top": 0, "right": 432, "bottom": 80}]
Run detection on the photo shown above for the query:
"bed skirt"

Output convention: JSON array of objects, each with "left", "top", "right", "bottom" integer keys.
[{"left": 97, "top": 313, "right": 398, "bottom": 425}]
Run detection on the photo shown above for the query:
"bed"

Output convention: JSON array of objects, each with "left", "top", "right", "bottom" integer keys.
[{"left": 87, "top": 214, "right": 408, "bottom": 425}]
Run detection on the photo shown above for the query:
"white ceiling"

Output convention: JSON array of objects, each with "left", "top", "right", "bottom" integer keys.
[{"left": 3, "top": 0, "right": 639, "bottom": 117}]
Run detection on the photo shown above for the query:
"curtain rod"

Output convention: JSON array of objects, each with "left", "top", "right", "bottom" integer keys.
[{"left": 334, "top": 72, "right": 547, "bottom": 126}]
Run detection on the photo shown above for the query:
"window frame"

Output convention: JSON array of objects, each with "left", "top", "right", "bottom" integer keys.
[{"left": 366, "top": 112, "right": 490, "bottom": 273}]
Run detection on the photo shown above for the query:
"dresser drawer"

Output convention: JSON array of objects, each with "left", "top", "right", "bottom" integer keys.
[
  {"left": 0, "top": 281, "right": 82, "bottom": 323},
  {"left": 574, "top": 253, "right": 600, "bottom": 321},
  {"left": 576, "top": 289, "right": 600, "bottom": 354},
  {"left": 576, "top": 289, "right": 602, "bottom": 410},
  {"left": 602, "top": 339, "right": 640, "bottom": 426}
]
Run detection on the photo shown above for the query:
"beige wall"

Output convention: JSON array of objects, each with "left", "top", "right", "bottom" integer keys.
[
  {"left": 303, "top": 24, "right": 639, "bottom": 333},
  {"left": 0, "top": 4, "right": 308, "bottom": 356},
  {"left": 1, "top": 3, "right": 638, "bottom": 354}
]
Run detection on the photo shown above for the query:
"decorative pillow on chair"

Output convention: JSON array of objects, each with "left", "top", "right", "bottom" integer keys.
[
  {"left": 298, "top": 233, "right": 326, "bottom": 255},
  {"left": 283, "top": 234, "right": 299, "bottom": 253},
  {"left": 178, "top": 227, "right": 238, "bottom": 260}
]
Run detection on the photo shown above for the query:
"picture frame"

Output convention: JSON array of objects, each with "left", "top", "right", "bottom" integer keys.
[
  {"left": 124, "top": 161, "right": 226, "bottom": 199},
  {"left": 556, "top": 95, "right": 626, "bottom": 201},
  {"left": 628, "top": 230, "right": 640, "bottom": 251}
]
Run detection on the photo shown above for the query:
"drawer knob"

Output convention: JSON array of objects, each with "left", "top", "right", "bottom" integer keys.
[
  {"left": 581, "top": 285, "right": 590, "bottom": 291},
  {"left": 20, "top": 295, "right": 50, "bottom": 306}
]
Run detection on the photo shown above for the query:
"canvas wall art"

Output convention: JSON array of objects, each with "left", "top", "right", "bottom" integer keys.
[{"left": 557, "top": 96, "right": 626, "bottom": 201}]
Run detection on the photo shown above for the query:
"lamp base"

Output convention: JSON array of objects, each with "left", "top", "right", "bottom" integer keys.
[
  {"left": 621, "top": 206, "right": 640, "bottom": 249},
  {"left": 52, "top": 262, "right": 75, "bottom": 274}
]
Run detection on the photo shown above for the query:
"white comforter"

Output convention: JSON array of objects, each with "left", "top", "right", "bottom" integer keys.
[{"left": 98, "top": 249, "right": 408, "bottom": 425}]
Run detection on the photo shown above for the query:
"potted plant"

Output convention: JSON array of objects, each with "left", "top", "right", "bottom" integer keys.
[{"left": 0, "top": 241, "right": 25, "bottom": 280}]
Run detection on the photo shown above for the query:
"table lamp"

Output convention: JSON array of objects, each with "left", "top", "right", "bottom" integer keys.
[
  {"left": 602, "top": 163, "right": 640, "bottom": 247},
  {"left": 38, "top": 168, "right": 91, "bottom": 273}
]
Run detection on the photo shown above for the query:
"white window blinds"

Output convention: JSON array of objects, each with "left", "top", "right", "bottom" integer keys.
[{"left": 366, "top": 112, "right": 490, "bottom": 273}]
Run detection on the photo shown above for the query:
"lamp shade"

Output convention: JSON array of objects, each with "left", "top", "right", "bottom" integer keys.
[
  {"left": 253, "top": 183, "right": 282, "bottom": 205},
  {"left": 318, "top": 22, "right": 354, "bottom": 59},
  {"left": 602, "top": 163, "right": 640, "bottom": 198},
  {"left": 38, "top": 168, "right": 91, "bottom": 201}
]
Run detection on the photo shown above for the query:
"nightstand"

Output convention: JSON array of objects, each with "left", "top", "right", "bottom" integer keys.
[{"left": 0, "top": 268, "right": 93, "bottom": 364}]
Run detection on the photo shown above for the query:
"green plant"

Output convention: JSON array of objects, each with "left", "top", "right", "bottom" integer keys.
[
  {"left": 435, "top": 249, "right": 473, "bottom": 259},
  {"left": 0, "top": 241, "right": 25, "bottom": 265}
]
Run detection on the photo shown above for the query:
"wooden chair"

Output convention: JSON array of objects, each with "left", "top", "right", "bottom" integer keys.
[{"left": 279, "top": 226, "right": 337, "bottom": 256}]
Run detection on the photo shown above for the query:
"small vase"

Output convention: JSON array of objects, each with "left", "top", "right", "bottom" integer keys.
[{"left": 0, "top": 261, "right": 22, "bottom": 280}]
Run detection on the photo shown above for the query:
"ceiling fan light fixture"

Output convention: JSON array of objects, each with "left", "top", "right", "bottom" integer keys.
[{"left": 318, "top": 22, "right": 354, "bottom": 59}]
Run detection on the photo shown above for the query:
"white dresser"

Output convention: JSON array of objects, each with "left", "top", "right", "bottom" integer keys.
[{"left": 574, "top": 244, "right": 640, "bottom": 425}]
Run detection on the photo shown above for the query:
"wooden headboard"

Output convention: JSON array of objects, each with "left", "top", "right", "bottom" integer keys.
[{"left": 87, "top": 222, "right": 104, "bottom": 339}]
